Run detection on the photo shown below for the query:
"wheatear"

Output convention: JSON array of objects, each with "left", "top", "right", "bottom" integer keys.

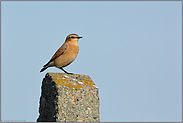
[{"left": 40, "top": 34, "right": 82, "bottom": 74}]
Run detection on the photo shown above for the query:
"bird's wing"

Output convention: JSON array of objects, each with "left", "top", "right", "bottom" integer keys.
[{"left": 43, "top": 43, "right": 68, "bottom": 67}]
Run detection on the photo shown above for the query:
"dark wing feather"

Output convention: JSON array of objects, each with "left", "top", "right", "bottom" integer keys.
[{"left": 43, "top": 43, "right": 68, "bottom": 67}]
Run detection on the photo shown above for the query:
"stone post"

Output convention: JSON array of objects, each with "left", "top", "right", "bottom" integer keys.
[{"left": 37, "top": 73, "right": 100, "bottom": 122}]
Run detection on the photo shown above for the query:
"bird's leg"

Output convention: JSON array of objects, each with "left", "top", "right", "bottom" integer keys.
[{"left": 60, "top": 67, "right": 73, "bottom": 74}]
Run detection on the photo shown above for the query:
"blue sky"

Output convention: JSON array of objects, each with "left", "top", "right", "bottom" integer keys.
[{"left": 1, "top": 1, "right": 182, "bottom": 122}]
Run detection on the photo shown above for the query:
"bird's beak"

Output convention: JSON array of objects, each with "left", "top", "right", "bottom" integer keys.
[{"left": 78, "top": 37, "right": 82, "bottom": 39}]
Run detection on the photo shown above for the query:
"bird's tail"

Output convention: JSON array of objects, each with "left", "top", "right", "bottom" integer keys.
[{"left": 40, "top": 66, "right": 48, "bottom": 72}]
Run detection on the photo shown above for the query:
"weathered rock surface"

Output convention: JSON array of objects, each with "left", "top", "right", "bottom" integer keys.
[{"left": 37, "top": 73, "right": 100, "bottom": 122}]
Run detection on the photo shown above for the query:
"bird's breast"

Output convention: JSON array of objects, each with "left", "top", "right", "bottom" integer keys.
[{"left": 54, "top": 44, "right": 79, "bottom": 67}]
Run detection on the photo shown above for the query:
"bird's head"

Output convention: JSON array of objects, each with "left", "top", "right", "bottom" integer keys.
[{"left": 65, "top": 34, "right": 82, "bottom": 43}]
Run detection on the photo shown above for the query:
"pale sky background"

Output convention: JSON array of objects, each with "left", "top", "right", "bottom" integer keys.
[{"left": 1, "top": 1, "right": 182, "bottom": 122}]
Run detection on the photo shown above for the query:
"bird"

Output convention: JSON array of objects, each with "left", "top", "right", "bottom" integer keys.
[{"left": 40, "top": 34, "right": 82, "bottom": 74}]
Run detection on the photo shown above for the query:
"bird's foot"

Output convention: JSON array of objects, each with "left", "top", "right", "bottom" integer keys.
[{"left": 66, "top": 72, "right": 74, "bottom": 74}]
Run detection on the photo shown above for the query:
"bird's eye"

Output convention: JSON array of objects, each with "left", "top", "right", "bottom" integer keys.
[{"left": 70, "top": 36, "right": 75, "bottom": 39}]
